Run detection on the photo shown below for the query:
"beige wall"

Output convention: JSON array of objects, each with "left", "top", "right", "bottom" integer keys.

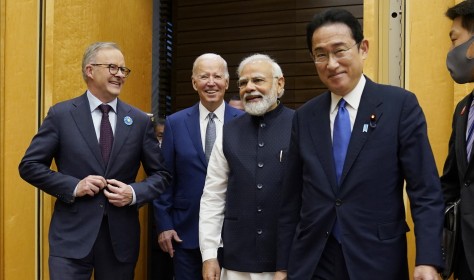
[{"left": 1, "top": 0, "right": 153, "bottom": 279}]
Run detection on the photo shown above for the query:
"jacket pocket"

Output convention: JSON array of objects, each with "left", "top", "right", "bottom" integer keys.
[{"left": 377, "top": 220, "right": 409, "bottom": 240}]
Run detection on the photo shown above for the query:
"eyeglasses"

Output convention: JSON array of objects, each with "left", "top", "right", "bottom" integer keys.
[
  {"left": 91, "top": 64, "right": 131, "bottom": 77},
  {"left": 237, "top": 77, "right": 279, "bottom": 88},
  {"left": 312, "top": 42, "right": 359, "bottom": 64}
]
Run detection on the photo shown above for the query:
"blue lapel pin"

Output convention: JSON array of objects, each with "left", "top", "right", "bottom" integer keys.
[
  {"left": 362, "top": 124, "right": 368, "bottom": 133},
  {"left": 124, "top": 116, "right": 133, "bottom": 126}
]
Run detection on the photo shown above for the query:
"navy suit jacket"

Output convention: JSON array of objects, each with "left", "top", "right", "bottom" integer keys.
[
  {"left": 153, "top": 102, "right": 243, "bottom": 249},
  {"left": 441, "top": 91, "right": 474, "bottom": 272},
  {"left": 277, "top": 77, "right": 444, "bottom": 279},
  {"left": 19, "top": 93, "right": 171, "bottom": 263}
]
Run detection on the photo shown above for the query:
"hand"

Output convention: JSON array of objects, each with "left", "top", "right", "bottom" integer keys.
[
  {"left": 273, "top": 271, "right": 287, "bottom": 280},
  {"left": 75, "top": 175, "right": 107, "bottom": 197},
  {"left": 413, "top": 265, "right": 440, "bottom": 280},
  {"left": 158, "top": 230, "right": 182, "bottom": 257},
  {"left": 103, "top": 179, "right": 133, "bottom": 207},
  {"left": 202, "top": 258, "right": 220, "bottom": 280}
]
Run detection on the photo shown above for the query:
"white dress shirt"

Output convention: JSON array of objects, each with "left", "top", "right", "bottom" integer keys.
[{"left": 329, "top": 75, "right": 366, "bottom": 141}]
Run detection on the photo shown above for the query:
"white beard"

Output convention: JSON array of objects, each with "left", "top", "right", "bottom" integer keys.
[{"left": 243, "top": 88, "right": 278, "bottom": 116}]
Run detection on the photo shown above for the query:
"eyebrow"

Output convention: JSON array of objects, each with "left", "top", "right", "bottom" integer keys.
[{"left": 314, "top": 42, "right": 347, "bottom": 51}]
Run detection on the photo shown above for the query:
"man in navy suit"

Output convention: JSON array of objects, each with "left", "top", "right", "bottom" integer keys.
[
  {"left": 441, "top": 1, "right": 474, "bottom": 279},
  {"left": 19, "top": 42, "right": 171, "bottom": 280},
  {"left": 153, "top": 53, "right": 243, "bottom": 279},
  {"left": 275, "top": 9, "right": 444, "bottom": 280}
]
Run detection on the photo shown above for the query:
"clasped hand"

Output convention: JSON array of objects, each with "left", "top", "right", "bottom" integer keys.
[{"left": 75, "top": 175, "right": 133, "bottom": 207}]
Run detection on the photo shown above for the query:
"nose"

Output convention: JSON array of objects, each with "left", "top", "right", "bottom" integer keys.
[
  {"left": 241, "top": 81, "right": 256, "bottom": 92},
  {"left": 326, "top": 55, "right": 340, "bottom": 69},
  {"left": 206, "top": 76, "right": 217, "bottom": 85}
]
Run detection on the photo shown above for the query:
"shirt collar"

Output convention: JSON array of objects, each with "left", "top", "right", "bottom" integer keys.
[
  {"left": 199, "top": 101, "right": 225, "bottom": 122},
  {"left": 87, "top": 90, "right": 118, "bottom": 113},
  {"left": 330, "top": 75, "right": 366, "bottom": 113}
]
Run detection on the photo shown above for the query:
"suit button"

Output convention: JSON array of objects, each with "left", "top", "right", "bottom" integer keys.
[
  {"left": 258, "top": 142, "right": 264, "bottom": 147},
  {"left": 465, "top": 181, "right": 471, "bottom": 188},
  {"left": 335, "top": 199, "right": 342, "bottom": 206},
  {"left": 260, "top": 123, "right": 266, "bottom": 128},
  {"left": 257, "top": 229, "right": 263, "bottom": 235},
  {"left": 257, "top": 207, "right": 263, "bottom": 213},
  {"left": 326, "top": 232, "right": 330, "bottom": 238},
  {"left": 99, "top": 204, "right": 104, "bottom": 208},
  {"left": 257, "top": 184, "right": 263, "bottom": 190},
  {"left": 258, "top": 162, "right": 264, "bottom": 168}
]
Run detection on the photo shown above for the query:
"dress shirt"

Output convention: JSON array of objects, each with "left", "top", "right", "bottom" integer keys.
[
  {"left": 329, "top": 75, "right": 366, "bottom": 141},
  {"left": 199, "top": 101, "right": 225, "bottom": 152},
  {"left": 87, "top": 90, "right": 117, "bottom": 141}
]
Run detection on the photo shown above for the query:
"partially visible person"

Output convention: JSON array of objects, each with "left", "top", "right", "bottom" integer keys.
[
  {"left": 18, "top": 42, "right": 171, "bottom": 280},
  {"left": 154, "top": 117, "right": 166, "bottom": 147},
  {"left": 441, "top": 1, "right": 474, "bottom": 279},
  {"left": 149, "top": 115, "right": 174, "bottom": 279},
  {"left": 275, "top": 8, "right": 444, "bottom": 280},
  {"left": 153, "top": 53, "right": 244, "bottom": 280},
  {"left": 200, "top": 54, "right": 294, "bottom": 280},
  {"left": 228, "top": 94, "right": 244, "bottom": 110}
]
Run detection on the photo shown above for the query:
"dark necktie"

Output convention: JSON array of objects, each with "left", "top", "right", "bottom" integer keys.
[
  {"left": 332, "top": 99, "right": 351, "bottom": 242},
  {"left": 99, "top": 104, "right": 114, "bottom": 166},
  {"left": 467, "top": 100, "right": 474, "bottom": 162},
  {"left": 205, "top": 112, "right": 216, "bottom": 162}
]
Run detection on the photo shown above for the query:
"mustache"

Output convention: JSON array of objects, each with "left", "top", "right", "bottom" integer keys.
[{"left": 243, "top": 91, "right": 263, "bottom": 99}]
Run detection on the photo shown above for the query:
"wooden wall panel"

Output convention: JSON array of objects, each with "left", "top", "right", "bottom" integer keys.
[{"left": 171, "top": 0, "right": 363, "bottom": 112}]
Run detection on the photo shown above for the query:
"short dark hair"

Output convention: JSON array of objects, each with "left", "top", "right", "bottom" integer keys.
[
  {"left": 306, "top": 8, "right": 364, "bottom": 53},
  {"left": 446, "top": 0, "right": 474, "bottom": 33}
]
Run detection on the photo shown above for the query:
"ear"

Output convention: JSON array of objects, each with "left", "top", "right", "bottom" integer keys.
[
  {"left": 191, "top": 77, "right": 198, "bottom": 91},
  {"left": 85, "top": 65, "right": 94, "bottom": 78},
  {"left": 359, "top": 39, "right": 369, "bottom": 60},
  {"left": 277, "top": 76, "right": 285, "bottom": 97},
  {"left": 467, "top": 39, "right": 474, "bottom": 59}
]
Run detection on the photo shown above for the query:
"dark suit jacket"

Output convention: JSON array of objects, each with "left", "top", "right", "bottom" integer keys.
[
  {"left": 153, "top": 103, "right": 243, "bottom": 249},
  {"left": 19, "top": 93, "right": 171, "bottom": 263},
  {"left": 441, "top": 91, "right": 474, "bottom": 272},
  {"left": 277, "top": 77, "right": 444, "bottom": 280}
]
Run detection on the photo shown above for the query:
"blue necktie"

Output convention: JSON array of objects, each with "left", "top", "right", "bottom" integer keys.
[
  {"left": 332, "top": 99, "right": 351, "bottom": 242},
  {"left": 466, "top": 100, "right": 474, "bottom": 162}
]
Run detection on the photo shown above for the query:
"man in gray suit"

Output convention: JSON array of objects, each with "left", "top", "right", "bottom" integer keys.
[{"left": 19, "top": 42, "right": 171, "bottom": 280}]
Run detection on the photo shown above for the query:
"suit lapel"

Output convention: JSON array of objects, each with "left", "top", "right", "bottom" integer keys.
[
  {"left": 70, "top": 93, "right": 104, "bottom": 169},
  {"left": 460, "top": 95, "right": 473, "bottom": 175},
  {"left": 186, "top": 104, "right": 207, "bottom": 166},
  {"left": 108, "top": 99, "right": 132, "bottom": 172},
  {"left": 340, "top": 79, "right": 382, "bottom": 186},
  {"left": 308, "top": 93, "right": 339, "bottom": 193}
]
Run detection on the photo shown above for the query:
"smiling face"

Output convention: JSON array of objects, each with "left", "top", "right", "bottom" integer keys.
[
  {"left": 311, "top": 23, "right": 368, "bottom": 96},
  {"left": 238, "top": 60, "right": 284, "bottom": 116},
  {"left": 192, "top": 56, "right": 229, "bottom": 112},
  {"left": 85, "top": 48, "right": 127, "bottom": 103}
]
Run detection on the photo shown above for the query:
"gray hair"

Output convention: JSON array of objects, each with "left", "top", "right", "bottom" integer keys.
[
  {"left": 237, "top": 54, "right": 285, "bottom": 97},
  {"left": 82, "top": 42, "right": 121, "bottom": 81},
  {"left": 191, "top": 53, "right": 229, "bottom": 79}
]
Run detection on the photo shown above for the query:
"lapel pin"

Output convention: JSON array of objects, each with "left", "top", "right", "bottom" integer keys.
[
  {"left": 124, "top": 116, "right": 133, "bottom": 126},
  {"left": 461, "top": 105, "right": 467, "bottom": 116},
  {"left": 363, "top": 124, "right": 368, "bottom": 133},
  {"left": 369, "top": 114, "right": 377, "bottom": 128}
]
